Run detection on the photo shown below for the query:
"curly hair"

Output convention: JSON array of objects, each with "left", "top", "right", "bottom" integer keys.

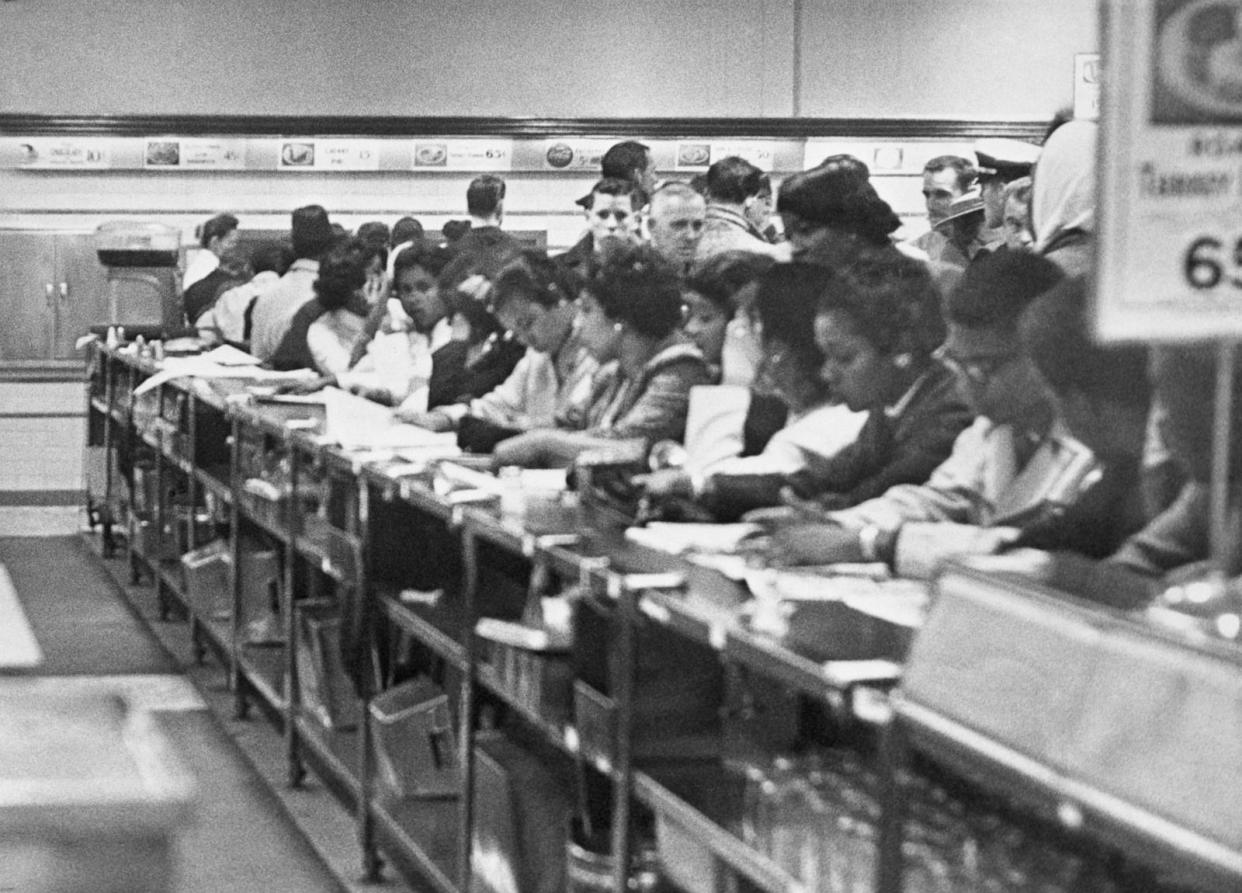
[
  {"left": 312, "top": 238, "right": 369, "bottom": 312},
  {"left": 817, "top": 248, "right": 945, "bottom": 360},
  {"left": 586, "top": 244, "right": 683, "bottom": 340},
  {"left": 491, "top": 249, "right": 582, "bottom": 311},
  {"left": 685, "top": 250, "right": 777, "bottom": 314},
  {"left": 393, "top": 239, "right": 451, "bottom": 280}
]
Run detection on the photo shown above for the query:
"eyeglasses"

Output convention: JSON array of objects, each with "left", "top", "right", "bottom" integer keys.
[{"left": 934, "top": 345, "right": 1018, "bottom": 387}]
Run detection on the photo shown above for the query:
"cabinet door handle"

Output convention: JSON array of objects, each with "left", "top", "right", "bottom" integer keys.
[
  {"left": 59, "top": 282, "right": 69, "bottom": 302},
  {"left": 45, "top": 283, "right": 55, "bottom": 306}
]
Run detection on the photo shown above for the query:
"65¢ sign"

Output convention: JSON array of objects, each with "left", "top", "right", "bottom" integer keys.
[{"left": 1097, "top": 0, "right": 1242, "bottom": 341}]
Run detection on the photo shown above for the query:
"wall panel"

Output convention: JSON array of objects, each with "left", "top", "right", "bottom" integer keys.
[
  {"left": 0, "top": 0, "right": 798, "bottom": 119},
  {"left": 797, "top": 0, "right": 1099, "bottom": 120}
]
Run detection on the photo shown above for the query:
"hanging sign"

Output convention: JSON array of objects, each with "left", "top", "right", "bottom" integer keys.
[
  {"left": 1098, "top": 0, "right": 1242, "bottom": 341},
  {"left": 143, "top": 139, "right": 246, "bottom": 170},
  {"left": 412, "top": 139, "right": 513, "bottom": 171},
  {"left": 13, "top": 138, "right": 112, "bottom": 169},
  {"left": 277, "top": 139, "right": 381, "bottom": 171}
]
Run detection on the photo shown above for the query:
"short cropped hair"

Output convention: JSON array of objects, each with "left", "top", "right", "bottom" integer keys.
[
  {"left": 199, "top": 213, "right": 239, "bottom": 249},
  {"left": 586, "top": 244, "right": 683, "bottom": 340},
  {"left": 355, "top": 220, "right": 390, "bottom": 250},
  {"left": 601, "top": 140, "right": 650, "bottom": 182},
  {"left": 649, "top": 181, "right": 702, "bottom": 210},
  {"left": 492, "top": 249, "right": 581, "bottom": 312},
  {"left": 251, "top": 242, "right": 294, "bottom": 276},
  {"left": 945, "top": 250, "right": 1063, "bottom": 329},
  {"left": 1020, "top": 275, "right": 1151, "bottom": 410},
  {"left": 313, "top": 239, "right": 369, "bottom": 312},
  {"left": 706, "top": 156, "right": 764, "bottom": 205},
  {"left": 685, "top": 250, "right": 776, "bottom": 315},
  {"left": 391, "top": 216, "right": 424, "bottom": 247},
  {"left": 467, "top": 174, "right": 506, "bottom": 218},
  {"left": 585, "top": 176, "right": 646, "bottom": 211},
  {"left": 924, "top": 155, "right": 977, "bottom": 192},
  {"left": 819, "top": 249, "right": 945, "bottom": 359},
  {"left": 392, "top": 239, "right": 451, "bottom": 279}
]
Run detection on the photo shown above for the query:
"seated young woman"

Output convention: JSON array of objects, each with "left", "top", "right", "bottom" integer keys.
[
  {"left": 637, "top": 263, "right": 871, "bottom": 519},
  {"left": 289, "top": 240, "right": 454, "bottom": 407},
  {"left": 398, "top": 250, "right": 598, "bottom": 447},
  {"left": 681, "top": 250, "right": 787, "bottom": 464},
  {"left": 751, "top": 250, "right": 974, "bottom": 517},
  {"left": 425, "top": 284, "right": 526, "bottom": 410},
  {"left": 490, "top": 244, "right": 713, "bottom": 469},
  {"left": 304, "top": 239, "right": 383, "bottom": 377}
]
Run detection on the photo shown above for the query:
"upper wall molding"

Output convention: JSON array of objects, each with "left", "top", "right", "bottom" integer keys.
[{"left": 0, "top": 115, "right": 1050, "bottom": 141}]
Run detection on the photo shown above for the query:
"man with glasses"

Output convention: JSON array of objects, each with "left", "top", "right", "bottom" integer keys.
[{"left": 758, "top": 251, "right": 1103, "bottom": 578}]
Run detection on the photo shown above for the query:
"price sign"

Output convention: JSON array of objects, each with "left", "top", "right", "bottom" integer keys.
[
  {"left": 277, "top": 139, "right": 380, "bottom": 171},
  {"left": 673, "top": 140, "right": 777, "bottom": 171},
  {"left": 412, "top": 139, "right": 513, "bottom": 171},
  {"left": 15, "top": 138, "right": 112, "bottom": 169},
  {"left": 1098, "top": 0, "right": 1242, "bottom": 340},
  {"left": 143, "top": 139, "right": 246, "bottom": 170}
]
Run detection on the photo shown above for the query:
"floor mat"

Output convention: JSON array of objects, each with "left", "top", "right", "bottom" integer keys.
[{"left": 0, "top": 536, "right": 177, "bottom": 675}]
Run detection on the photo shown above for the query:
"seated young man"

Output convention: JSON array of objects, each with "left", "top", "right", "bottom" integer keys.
[
  {"left": 398, "top": 250, "right": 598, "bottom": 448},
  {"left": 759, "top": 251, "right": 1123, "bottom": 578},
  {"left": 491, "top": 245, "right": 712, "bottom": 469},
  {"left": 1002, "top": 273, "right": 1163, "bottom": 608}
]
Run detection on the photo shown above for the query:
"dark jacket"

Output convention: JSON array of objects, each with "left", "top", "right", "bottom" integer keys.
[
  {"left": 703, "top": 361, "right": 974, "bottom": 520},
  {"left": 555, "top": 233, "right": 596, "bottom": 280},
  {"left": 267, "top": 299, "right": 324, "bottom": 371},
  {"left": 183, "top": 268, "right": 245, "bottom": 325},
  {"left": 428, "top": 336, "right": 526, "bottom": 411}
]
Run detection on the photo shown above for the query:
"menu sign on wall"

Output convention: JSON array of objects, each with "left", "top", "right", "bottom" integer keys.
[
  {"left": 1097, "top": 0, "right": 1242, "bottom": 340},
  {"left": 143, "top": 139, "right": 246, "bottom": 170},
  {"left": 412, "top": 139, "right": 513, "bottom": 171},
  {"left": 673, "top": 140, "right": 777, "bottom": 171},
  {"left": 14, "top": 138, "right": 112, "bottom": 169},
  {"left": 539, "top": 139, "right": 615, "bottom": 171},
  {"left": 277, "top": 139, "right": 381, "bottom": 171}
]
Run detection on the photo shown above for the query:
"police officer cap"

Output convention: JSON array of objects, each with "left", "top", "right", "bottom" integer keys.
[{"left": 974, "top": 138, "right": 1041, "bottom": 181}]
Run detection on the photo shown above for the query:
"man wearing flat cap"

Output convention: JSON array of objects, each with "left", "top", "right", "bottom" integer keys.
[
  {"left": 932, "top": 185, "right": 996, "bottom": 269},
  {"left": 974, "top": 137, "right": 1041, "bottom": 232}
]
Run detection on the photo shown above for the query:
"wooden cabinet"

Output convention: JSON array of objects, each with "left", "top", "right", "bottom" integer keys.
[{"left": 0, "top": 229, "right": 110, "bottom": 361}]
